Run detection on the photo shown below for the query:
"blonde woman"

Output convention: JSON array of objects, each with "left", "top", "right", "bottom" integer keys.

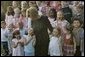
[{"left": 28, "top": 7, "right": 53, "bottom": 56}]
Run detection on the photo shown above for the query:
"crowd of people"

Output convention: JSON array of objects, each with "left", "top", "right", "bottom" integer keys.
[{"left": 1, "top": 1, "right": 84, "bottom": 56}]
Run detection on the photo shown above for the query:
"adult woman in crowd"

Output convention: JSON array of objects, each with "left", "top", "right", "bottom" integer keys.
[{"left": 28, "top": 7, "right": 53, "bottom": 56}]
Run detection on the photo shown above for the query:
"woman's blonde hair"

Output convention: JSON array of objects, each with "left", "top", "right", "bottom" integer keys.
[
  {"left": 26, "top": 7, "right": 38, "bottom": 18},
  {"left": 26, "top": 8, "right": 29, "bottom": 17}
]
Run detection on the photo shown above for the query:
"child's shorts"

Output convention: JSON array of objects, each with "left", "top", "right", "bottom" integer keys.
[{"left": 1, "top": 42, "right": 9, "bottom": 56}]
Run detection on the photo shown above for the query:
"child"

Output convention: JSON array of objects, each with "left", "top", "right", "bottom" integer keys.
[
  {"left": 21, "top": 1, "right": 27, "bottom": 10},
  {"left": 12, "top": 1, "right": 19, "bottom": 9},
  {"left": 19, "top": 8, "right": 28, "bottom": 30},
  {"left": 48, "top": 28, "right": 63, "bottom": 56},
  {"left": 72, "top": 18, "right": 84, "bottom": 56},
  {"left": 53, "top": 10, "right": 70, "bottom": 38},
  {"left": 20, "top": 28, "right": 36, "bottom": 56},
  {"left": 63, "top": 28, "right": 76, "bottom": 56},
  {"left": 5, "top": 6, "right": 14, "bottom": 28},
  {"left": 6, "top": 24, "right": 13, "bottom": 56},
  {"left": 12, "top": 30, "right": 24, "bottom": 56},
  {"left": 48, "top": 8, "right": 56, "bottom": 28},
  {"left": 13, "top": 7, "right": 21, "bottom": 29},
  {"left": 1, "top": 21, "right": 9, "bottom": 56}
]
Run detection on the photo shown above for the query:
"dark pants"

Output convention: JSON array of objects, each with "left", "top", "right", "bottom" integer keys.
[
  {"left": 74, "top": 46, "right": 81, "bottom": 56},
  {"left": 35, "top": 46, "right": 48, "bottom": 56},
  {"left": 1, "top": 42, "right": 9, "bottom": 56}
]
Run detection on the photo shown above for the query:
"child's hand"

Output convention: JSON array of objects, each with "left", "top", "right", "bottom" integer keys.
[
  {"left": 19, "top": 38, "right": 25, "bottom": 43},
  {"left": 28, "top": 28, "right": 34, "bottom": 36},
  {"left": 18, "top": 38, "right": 25, "bottom": 46},
  {"left": 18, "top": 40, "right": 21, "bottom": 43}
]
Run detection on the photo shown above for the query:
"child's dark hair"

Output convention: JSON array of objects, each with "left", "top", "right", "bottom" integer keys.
[
  {"left": 72, "top": 17, "right": 82, "bottom": 26},
  {"left": 13, "top": 30, "right": 20, "bottom": 38},
  {"left": 49, "top": 8, "right": 57, "bottom": 21},
  {"left": 6, "top": 6, "right": 14, "bottom": 16}
]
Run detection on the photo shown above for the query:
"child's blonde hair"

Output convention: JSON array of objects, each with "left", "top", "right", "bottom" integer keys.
[
  {"left": 53, "top": 27, "right": 61, "bottom": 36},
  {"left": 57, "top": 10, "right": 64, "bottom": 20}
]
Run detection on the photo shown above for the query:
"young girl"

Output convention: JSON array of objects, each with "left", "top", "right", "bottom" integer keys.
[
  {"left": 72, "top": 18, "right": 84, "bottom": 56},
  {"left": 53, "top": 10, "right": 70, "bottom": 38},
  {"left": 19, "top": 8, "right": 28, "bottom": 30},
  {"left": 12, "top": 30, "right": 24, "bottom": 56},
  {"left": 13, "top": 7, "right": 21, "bottom": 29},
  {"left": 63, "top": 28, "right": 76, "bottom": 56},
  {"left": 20, "top": 28, "right": 36, "bottom": 56},
  {"left": 48, "top": 28, "right": 63, "bottom": 56},
  {"left": 5, "top": 6, "right": 14, "bottom": 28}
]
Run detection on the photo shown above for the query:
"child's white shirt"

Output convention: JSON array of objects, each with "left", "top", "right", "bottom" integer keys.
[
  {"left": 1, "top": 28, "right": 8, "bottom": 42},
  {"left": 12, "top": 38, "right": 24, "bottom": 56},
  {"left": 49, "top": 36, "right": 62, "bottom": 56},
  {"left": 5, "top": 15, "right": 14, "bottom": 27}
]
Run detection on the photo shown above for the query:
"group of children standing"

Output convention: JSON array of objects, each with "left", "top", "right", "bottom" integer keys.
[{"left": 1, "top": 1, "right": 84, "bottom": 56}]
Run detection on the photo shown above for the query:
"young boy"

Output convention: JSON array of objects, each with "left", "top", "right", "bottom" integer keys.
[
  {"left": 72, "top": 18, "right": 84, "bottom": 56},
  {"left": 1, "top": 21, "right": 9, "bottom": 56}
]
